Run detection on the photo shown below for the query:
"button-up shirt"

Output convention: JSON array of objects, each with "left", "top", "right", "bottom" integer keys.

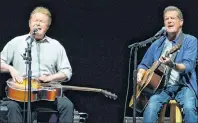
[
  {"left": 1, "top": 34, "right": 72, "bottom": 82},
  {"left": 138, "top": 33, "right": 198, "bottom": 98}
]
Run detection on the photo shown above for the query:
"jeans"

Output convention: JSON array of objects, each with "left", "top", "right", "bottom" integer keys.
[
  {"left": 1, "top": 96, "right": 74, "bottom": 123},
  {"left": 143, "top": 85, "right": 198, "bottom": 123}
]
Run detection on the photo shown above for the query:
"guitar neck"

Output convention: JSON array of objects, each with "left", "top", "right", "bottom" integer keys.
[
  {"left": 62, "top": 85, "right": 102, "bottom": 93},
  {"left": 150, "top": 60, "right": 161, "bottom": 72}
]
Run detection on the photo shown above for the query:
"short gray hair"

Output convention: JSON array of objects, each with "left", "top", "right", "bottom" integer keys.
[
  {"left": 163, "top": 6, "right": 183, "bottom": 20},
  {"left": 30, "top": 6, "right": 52, "bottom": 26}
]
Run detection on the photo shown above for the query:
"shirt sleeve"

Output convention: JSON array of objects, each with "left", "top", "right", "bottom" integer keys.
[
  {"left": 137, "top": 43, "right": 155, "bottom": 70},
  {"left": 181, "top": 37, "right": 197, "bottom": 74},
  {"left": 1, "top": 40, "right": 14, "bottom": 65},
  {"left": 56, "top": 44, "right": 72, "bottom": 81}
]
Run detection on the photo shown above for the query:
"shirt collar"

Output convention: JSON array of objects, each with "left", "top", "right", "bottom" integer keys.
[
  {"left": 25, "top": 34, "right": 50, "bottom": 43},
  {"left": 165, "top": 31, "right": 183, "bottom": 44}
]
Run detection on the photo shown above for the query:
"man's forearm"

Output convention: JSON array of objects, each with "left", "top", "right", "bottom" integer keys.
[
  {"left": 174, "top": 63, "right": 186, "bottom": 72},
  {"left": 0, "top": 62, "right": 12, "bottom": 73},
  {"left": 167, "top": 60, "right": 186, "bottom": 72},
  {"left": 50, "top": 72, "right": 67, "bottom": 82}
]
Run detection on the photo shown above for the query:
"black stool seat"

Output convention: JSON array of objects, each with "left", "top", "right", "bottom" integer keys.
[
  {"left": 32, "top": 107, "right": 58, "bottom": 123},
  {"left": 34, "top": 107, "right": 57, "bottom": 113}
]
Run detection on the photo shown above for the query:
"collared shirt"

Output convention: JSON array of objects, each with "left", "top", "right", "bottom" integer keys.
[
  {"left": 160, "top": 38, "right": 183, "bottom": 86},
  {"left": 1, "top": 34, "right": 72, "bottom": 83},
  {"left": 138, "top": 33, "right": 198, "bottom": 98}
]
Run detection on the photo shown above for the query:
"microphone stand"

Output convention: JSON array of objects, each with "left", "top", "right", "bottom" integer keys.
[
  {"left": 22, "top": 33, "right": 35, "bottom": 123},
  {"left": 127, "top": 36, "right": 161, "bottom": 123}
]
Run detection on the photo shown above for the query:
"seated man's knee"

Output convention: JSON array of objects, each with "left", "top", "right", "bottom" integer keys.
[
  {"left": 183, "top": 96, "right": 197, "bottom": 111},
  {"left": 57, "top": 97, "right": 74, "bottom": 111},
  {"left": 65, "top": 100, "right": 74, "bottom": 110},
  {"left": 4, "top": 101, "right": 20, "bottom": 109},
  {"left": 145, "top": 95, "right": 162, "bottom": 113},
  {"left": 146, "top": 103, "right": 158, "bottom": 112},
  {"left": 183, "top": 102, "right": 196, "bottom": 112}
]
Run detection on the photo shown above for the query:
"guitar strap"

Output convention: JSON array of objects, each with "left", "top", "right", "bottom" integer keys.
[
  {"left": 170, "top": 32, "right": 184, "bottom": 62},
  {"left": 165, "top": 32, "right": 184, "bottom": 85}
]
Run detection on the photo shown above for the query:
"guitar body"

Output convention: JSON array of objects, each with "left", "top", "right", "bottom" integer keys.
[
  {"left": 129, "top": 43, "right": 182, "bottom": 112},
  {"left": 129, "top": 64, "right": 165, "bottom": 112},
  {"left": 6, "top": 79, "right": 62, "bottom": 102},
  {"left": 6, "top": 78, "right": 118, "bottom": 102}
]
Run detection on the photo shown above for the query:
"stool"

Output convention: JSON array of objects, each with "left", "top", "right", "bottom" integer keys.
[
  {"left": 33, "top": 108, "right": 88, "bottom": 123},
  {"left": 32, "top": 108, "right": 58, "bottom": 123},
  {"left": 159, "top": 100, "right": 182, "bottom": 123}
]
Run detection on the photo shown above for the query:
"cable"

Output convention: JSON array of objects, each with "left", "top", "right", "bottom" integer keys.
[{"left": 122, "top": 47, "right": 133, "bottom": 123}]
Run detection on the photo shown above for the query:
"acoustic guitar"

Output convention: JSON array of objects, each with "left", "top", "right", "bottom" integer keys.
[
  {"left": 129, "top": 43, "right": 181, "bottom": 113},
  {"left": 6, "top": 79, "right": 117, "bottom": 102}
]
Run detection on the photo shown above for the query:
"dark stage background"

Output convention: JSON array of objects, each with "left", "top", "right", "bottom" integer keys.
[{"left": 0, "top": 0, "right": 198, "bottom": 123}]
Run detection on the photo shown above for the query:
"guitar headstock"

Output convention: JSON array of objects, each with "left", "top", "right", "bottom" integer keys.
[
  {"left": 101, "top": 90, "right": 118, "bottom": 100},
  {"left": 165, "top": 43, "right": 181, "bottom": 57}
]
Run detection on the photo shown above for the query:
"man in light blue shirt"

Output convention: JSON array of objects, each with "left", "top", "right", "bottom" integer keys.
[{"left": 0, "top": 6, "right": 74, "bottom": 123}]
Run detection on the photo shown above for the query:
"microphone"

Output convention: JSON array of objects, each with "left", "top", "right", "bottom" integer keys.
[
  {"left": 154, "top": 27, "right": 166, "bottom": 37},
  {"left": 33, "top": 27, "right": 38, "bottom": 34},
  {"left": 128, "top": 27, "right": 166, "bottom": 48}
]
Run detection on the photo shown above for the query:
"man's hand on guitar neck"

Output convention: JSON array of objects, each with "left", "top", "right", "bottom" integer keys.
[
  {"left": 159, "top": 56, "right": 174, "bottom": 67},
  {"left": 159, "top": 56, "right": 186, "bottom": 72}
]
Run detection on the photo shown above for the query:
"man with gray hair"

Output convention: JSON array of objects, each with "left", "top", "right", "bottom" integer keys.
[
  {"left": 0, "top": 6, "right": 74, "bottom": 123},
  {"left": 137, "top": 6, "right": 197, "bottom": 122}
]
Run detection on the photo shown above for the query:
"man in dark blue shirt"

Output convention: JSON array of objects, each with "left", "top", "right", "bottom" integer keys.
[{"left": 137, "top": 6, "right": 197, "bottom": 122}]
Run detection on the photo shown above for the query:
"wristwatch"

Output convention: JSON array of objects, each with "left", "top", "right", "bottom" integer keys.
[
  {"left": 168, "top": 60, "right": 176, "bottom": 69},
  {"left": 173, "top": 63, "right": 177, "bottom": 69}
]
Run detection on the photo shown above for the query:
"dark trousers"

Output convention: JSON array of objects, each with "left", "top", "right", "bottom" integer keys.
[{"left": 1, "top": 96, "right": 74, "bottom": 123}]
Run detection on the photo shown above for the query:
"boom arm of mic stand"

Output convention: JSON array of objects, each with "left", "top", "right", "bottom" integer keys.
[
  {"left": 138, "top": 36, "right": 159, "bottom": 47},
  {"left": 128, "top": 36, "right": 158, "bottom": 48}
]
